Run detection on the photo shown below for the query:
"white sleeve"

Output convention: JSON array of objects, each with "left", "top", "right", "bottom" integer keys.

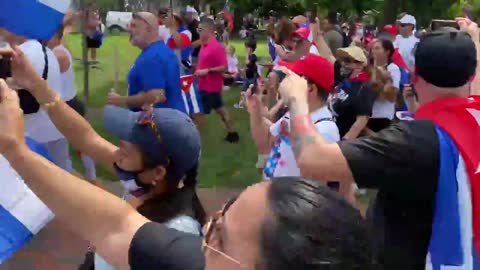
[
  {"left": 315, "top": 121, "right": 340, "bottom": 144},
  {"left": 269, "top": 114, "right": 288, "bottom": 137},
  {"left": 387, "top": 63, "right": 401, "bottom": 89}
]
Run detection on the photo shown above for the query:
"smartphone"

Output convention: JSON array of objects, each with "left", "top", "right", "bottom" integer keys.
[
  {"left": 430, "top": 19, "right": 459, "bottom": 31},
  {"left": 0, "top": 48, "right": 12, "bottom": 79},
  {"left": 464, "top": 8, "right": 474, "bottom": 21},
  {"left": 309, "top": 4, "right": 318, "bottom": 23}
]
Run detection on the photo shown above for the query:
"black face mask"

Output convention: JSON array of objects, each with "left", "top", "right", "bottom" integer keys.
[{"left": 113, "top": 163, "right": 152, "bottom": 196}]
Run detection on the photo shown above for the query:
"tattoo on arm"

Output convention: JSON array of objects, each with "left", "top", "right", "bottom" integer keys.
[
  {"left": 292, "top": 134, "right": 317, "bottom": 157},
  {"left": 290, "top": 115, "right": 320, "bottom": 159}
]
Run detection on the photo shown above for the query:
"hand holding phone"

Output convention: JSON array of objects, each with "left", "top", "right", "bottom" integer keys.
[{"left": 430, "top": 19, "right": 459, "bottom": 31}]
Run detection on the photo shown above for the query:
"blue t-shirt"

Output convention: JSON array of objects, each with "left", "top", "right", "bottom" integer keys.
[{"left": 127, "top": 41, "right": 186, "bottom": 113}]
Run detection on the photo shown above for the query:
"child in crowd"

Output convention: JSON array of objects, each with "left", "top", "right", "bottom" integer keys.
[
  {"left": 235, "top": 38, "right": 259, "bottom": 108},
  {"left": 224, "top": 46, "right": 242, "bottom": 87}
]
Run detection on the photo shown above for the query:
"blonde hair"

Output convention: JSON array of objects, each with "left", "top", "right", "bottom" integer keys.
[{"left": 371, "top": 66, "right": 397, "bottom": 102}]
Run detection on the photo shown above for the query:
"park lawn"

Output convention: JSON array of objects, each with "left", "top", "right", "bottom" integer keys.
[{"left": 64, "top": 33, "right": 269, "bottom": 188}]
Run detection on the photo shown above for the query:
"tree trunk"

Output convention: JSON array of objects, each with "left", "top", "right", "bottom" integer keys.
[{"left": 383, "top": 0, "right": 402, "bottom": 26}]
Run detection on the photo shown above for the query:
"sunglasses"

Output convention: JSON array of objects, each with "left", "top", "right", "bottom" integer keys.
[
  {"left": 399, "top": 23, "right": 410, "bottom": 27},
  {"left": 136, "top": 109, "right": 170, "bottom": 168},
  {"left": 202, "top": 196, "right": 245, "bottom": 267}
]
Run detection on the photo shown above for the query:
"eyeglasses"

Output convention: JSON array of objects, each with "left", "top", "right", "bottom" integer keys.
[{"left": 202, "top": 196, "right": 245, "bottom": 267}]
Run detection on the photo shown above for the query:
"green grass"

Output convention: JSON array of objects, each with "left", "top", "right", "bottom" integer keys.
[{"left": 64, "top": 33, "right": 269, "bottom": 188}]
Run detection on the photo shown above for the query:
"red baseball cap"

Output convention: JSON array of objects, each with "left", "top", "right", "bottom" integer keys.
[
  {"left": 278, "top": 54, "right": 334, "bottom": 92},
  {"left": 383, "top": 24, "right": 398, "bottom": 36},
  {"left": 292, "top": 27, "right": 312, "bottom": 42}
]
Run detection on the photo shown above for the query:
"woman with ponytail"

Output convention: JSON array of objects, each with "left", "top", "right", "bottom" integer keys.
[{"left": 83, "top": 106, "right": 205, "bottom": 270}]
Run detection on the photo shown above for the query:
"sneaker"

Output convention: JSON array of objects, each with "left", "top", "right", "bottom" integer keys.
[
  {"left": 225, "top": 132, "right": 240, "bottom": 143},
  {"left": 233, "top": 103, "right": 244, "bottom": 109},
  {"left": 223, "top": 85, "right": 231, "bottom": 91}
]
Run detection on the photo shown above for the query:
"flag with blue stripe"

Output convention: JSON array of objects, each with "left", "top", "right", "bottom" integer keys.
[
  {"left": 426, "top": 127, "right": 480, "bottom": 270},
  {"left": 0, "top": 138, "right": 54, "bottom": 263},
  {"left": 0, "top": 0, "right": 71, "bottom": 40}
]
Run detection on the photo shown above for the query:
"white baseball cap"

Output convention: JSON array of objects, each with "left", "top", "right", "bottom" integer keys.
[{"left": 398, "top": 14, "right": 416, "bottom": 25}]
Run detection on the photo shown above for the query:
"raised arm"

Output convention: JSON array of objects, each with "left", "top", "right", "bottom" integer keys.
[
  {"left": 457, "top": 18, "right": 480, "bottom": 95},
  {"left": 10, "top": 46, "right": 118, "bottom": 169},
  {"left": 244, "top": 87, "right": 274, "bottom": 154},
  {"left": 0, "top": 80, "right": 148, "bottom": 268},
  {"left": 278, "top": 68, "right": 354, "bottom": 183}
]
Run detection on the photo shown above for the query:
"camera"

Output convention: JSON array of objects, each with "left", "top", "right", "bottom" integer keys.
[{"left": 0, "top": 47, "right": 41, "bottom": 114}]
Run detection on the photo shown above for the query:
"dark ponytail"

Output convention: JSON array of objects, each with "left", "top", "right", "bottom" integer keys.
[
  {"left": 183, "top": 164, "right": 207, "bottom": 226},
  {"left": 137, "top": 163, "right": 207, "bottom": 226}
]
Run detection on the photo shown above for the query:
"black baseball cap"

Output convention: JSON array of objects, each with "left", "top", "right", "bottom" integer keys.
[{"left": 415, "top": 29, "right": 477, "bottom": 88}]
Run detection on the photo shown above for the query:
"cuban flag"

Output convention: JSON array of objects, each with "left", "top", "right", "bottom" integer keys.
[
  {"left": 0, "top": 137, "right": 54, "bottom": 263},
  {"left": 167, "top": 26, "right": 193, "bottom": 74},
  {"left": 222, "top": 1, "right": 234, "bottom": 33},
  {"left": 0, "top": 0, "right": 71, "bottom": 40},
  {"left": 415, "top": 96, "right": 480, "bottom": 270},
  {"left": 180, "top": 74, "right": 203, "bottom": 115}
]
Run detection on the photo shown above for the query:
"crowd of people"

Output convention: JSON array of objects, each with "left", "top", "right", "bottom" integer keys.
[{"left": 0, "top": 3, "right": 479, "bottom": 270}]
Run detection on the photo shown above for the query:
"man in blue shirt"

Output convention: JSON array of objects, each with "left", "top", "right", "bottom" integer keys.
[{"left": 107, "top": 12, "right": 186, "bottom": 113}]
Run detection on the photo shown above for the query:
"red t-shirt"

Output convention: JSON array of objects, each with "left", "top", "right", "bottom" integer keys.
[{"left": 197, "top": 38, "right": 227, "bottom": 93}]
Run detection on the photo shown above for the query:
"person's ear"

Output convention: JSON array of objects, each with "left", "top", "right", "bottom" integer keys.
[{"left": 151, "top": 165, "right": 167, "bottom": 185}]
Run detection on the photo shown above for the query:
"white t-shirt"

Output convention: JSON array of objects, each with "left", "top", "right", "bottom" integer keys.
[
  {"left": 53, "top": 45, "right": 76, "bottom": 101},
  {"left": 394, "top": 34, "right": 419, "bottom": 71},
  {"left": 309, "top": 44, "right": 319, "bottom": 55},
  {"left": 227, "top": 54, "right": 239, "bottom": 73},
  {"left": 158, "top": 25, "right": 170, "bottom": 41},
  {"left": 372, "top": 62, "right": 401, "bottom": 120},
  {"left": 20, "top": 40, "right": 65, "bottom": 143},
  {"left": 264, "top": 106, "right": 340, "bottom": 179}
]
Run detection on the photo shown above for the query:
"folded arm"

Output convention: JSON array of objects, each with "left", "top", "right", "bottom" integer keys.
[{"left": 124, "top": 90, "right": 166, "bottom": 108}]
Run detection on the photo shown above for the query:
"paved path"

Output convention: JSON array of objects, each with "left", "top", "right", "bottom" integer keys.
[{"left": 0, "top": 182, "right": 239, "bottom": 270}]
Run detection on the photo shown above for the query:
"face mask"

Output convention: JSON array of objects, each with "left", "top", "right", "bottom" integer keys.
[
  {"left": 114, "top": 163, "right": 151, "bottom": 197},
  {"left": 340, "top": 64, "right": 353, "bottom": 77}
]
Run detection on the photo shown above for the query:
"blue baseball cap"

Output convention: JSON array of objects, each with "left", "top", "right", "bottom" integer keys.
[{"left": 103, "top": 106, "right": 201, "bottom": 180}]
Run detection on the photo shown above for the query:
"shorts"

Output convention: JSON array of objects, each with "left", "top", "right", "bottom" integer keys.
[
  {"left": 86, "top": 37, "right": 102, "bottom": 49},
  {"left": 66, "top": 96, "right": 86, "bottom": 116},
  {"left": 367, "top": 118, "right": 392, "bottom": 133},
  {"left": 200, "top": 91, "right": 223, "bottom": 114}
]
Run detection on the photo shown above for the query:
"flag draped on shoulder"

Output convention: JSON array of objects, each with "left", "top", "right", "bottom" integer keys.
[
  {"left": 416, "top": 96, "right": 480, "bottom": 269},
  {"left": 0, "top": 137, "right": 54, "bottom": 263},
  {"left": 0, "top": 0, "right": 71, "bottom": 40}
]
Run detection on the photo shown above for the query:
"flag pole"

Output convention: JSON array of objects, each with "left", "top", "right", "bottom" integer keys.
[
  {"left": 80, "top": 0, "right": 90, "bottom": 106},
  {"left": 111, "top": 45, "right": 119, "bottom": 93}
]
